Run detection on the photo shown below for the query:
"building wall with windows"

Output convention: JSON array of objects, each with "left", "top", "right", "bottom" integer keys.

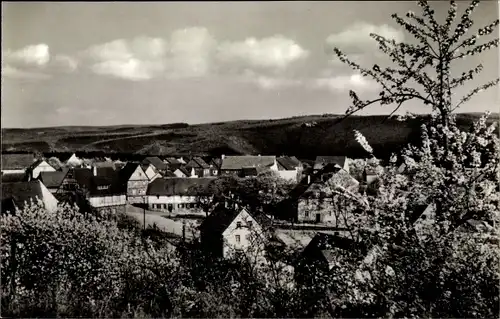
[
  {"left": 221, "top": 209, "right": 265, "bottom": 259},
  {"left": 147, "top": 195, "right": 202, "bottom": 212},
  {"left": 297, "top": 196, "right": 351, "bottom": 226}
]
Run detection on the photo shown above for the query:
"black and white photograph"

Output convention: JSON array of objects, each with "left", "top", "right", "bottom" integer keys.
[{"left": 1, "top": 1, "right": 499, "bottom": 317}]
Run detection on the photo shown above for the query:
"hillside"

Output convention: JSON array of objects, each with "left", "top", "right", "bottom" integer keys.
[{"left": 2, "top": 113, "right": 498, "bottom": 160}]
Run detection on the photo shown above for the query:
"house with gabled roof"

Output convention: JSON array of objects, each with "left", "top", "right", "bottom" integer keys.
[
  {"left": 146, "top": 177, "right": 215, "bottom": 213},
  {"left": 296, "top": 166, "right": 360, "bottom": 224},
  {"left": 209, "top": 157, "right": 222, "bottom": 176},
  {"left": 142, "top": 156, "right": 167, "bottom": 172},
  {"left": 164, "top": 157, "right": 182, "bottom": 171},
  {"left": 119, "top": 162, "right": 149, "bottom": 204},
  {"left": 141, "top": 163, "right": 162, "bottom": 181},
  {"left": 66, "top": 153, "right": 83, "bottom": 167},
  {"left": 173, "top": 166, "right": 196, "bottom": 178},
  {"left": 200, "top": 204, "right": 273, "bottom": 259},
  {"left": 185, "top": 156, "right": 211, "bottom": 177},
  {"left": 28, "top": 159, "right": 57, "bottom": 179},
  {"left": 38, "top": 169, "right": 70, "bottom": 194},
  {"left": 220, "top": 155, "right": 278, "bottom": 177},
  {"left": 294, "top": 232, "right": 367, "bottom": 286},
  {"left": 74, "top": 168, "right": 126, "bottom": 213},
  {"left": 313, "top": 156, "right": 350, "bottom": 175},
  {"left": 276, "top": 156, "right": 303, "bottom": 182},
  {"left": 1, "top": 180, "right": 59, "bottom": 214}
]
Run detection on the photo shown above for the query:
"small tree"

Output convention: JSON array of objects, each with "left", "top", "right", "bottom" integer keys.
[{"left": 332, "top": 0, "right": 499, "bottom": 127}]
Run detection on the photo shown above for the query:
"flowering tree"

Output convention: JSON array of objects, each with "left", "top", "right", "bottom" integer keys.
[{"left": 332, "top": 0, "right": 499, "bottom": 127}]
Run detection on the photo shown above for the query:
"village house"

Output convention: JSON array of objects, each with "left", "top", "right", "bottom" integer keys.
[
  {"left": 209, "top": 157, "right": 222, "bottom": 176},
  {"left": 29, "top": 159, "right": 57, "bottom": 179},
  {"left": 276, "top": 156, "right": 303, "bottom": 182},
  {"left": 294, "top": 232, "right": 367, "bottom": 286},
  {"left": 38, "top": 169, "right": 70, "bottom": 194},
  {"left": 65, "top": 153, "right": 83, "bottom": 167},
  {"left": 185, "top": 156, "right": 211, "bottom": 177},
  {"left": 220, "top": 155, "right": 279, "bottom": 177},
  {"left": 313, "top": 156, "right": 350, "bottom": 175},
  {"left": 1, "top": 153, "right": 37, "bottom": 175},
  {"left": 119, "top": 162, "right": 149, "bottom": 204},
  {"left": 146, "top": 177, "right": 215, "bottom": 213},
  {"left": 141, "top": 163, "right": 162, "bottom": 181},
  {"left": 74, "top": 168, "right": 127, "bottom": 214},
  {"left": 164, "top": 157, "right": 183, "bottom": 171},
  {"left": 173, "top": 166, "right": 196, "bottom": 178},
  {"left": 296, "top": 165, "right": 360, "bottom": 224},
  {"left": 142, "top": 156, "right": 168, "bottom": 173},
  {"left": 1, "top": 180, "right": 59, "bottom": 214},
  {"left": 363, "top": 166, "right": 379, "bottom": 185},
  {"left": 200, "top": 205, "right": 272, "bottom": 259}
]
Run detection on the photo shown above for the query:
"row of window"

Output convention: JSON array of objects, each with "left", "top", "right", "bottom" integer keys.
[
  {"left": 235, "top": 221, "right": 253, "bottom": 228},
  {"left": 150, "top": 203, "right": 200, "bottom": 210}
]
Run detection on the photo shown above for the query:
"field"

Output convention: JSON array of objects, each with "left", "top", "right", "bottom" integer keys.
[{"left": 2, "top": 113, "right": 498, "bottom": 160}]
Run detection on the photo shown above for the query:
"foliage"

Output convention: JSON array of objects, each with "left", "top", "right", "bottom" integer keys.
[
  {"left": 332, "top": 0, "right": 499, "bottom": 126},
  {"left": 46, "top": 157, "right": 64, "bottom": 170}
]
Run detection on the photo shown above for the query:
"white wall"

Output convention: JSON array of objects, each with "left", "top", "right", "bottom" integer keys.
[
  {"left": 89, "top": 195, "right": 127, "bottom": 208},
  {"left": 67, "top": 154, "right": 82, "bottom": 167},
  {"left": 276, "top": 169, "right": 300, "bottom": 182},
  {"left": 32, "top": 161, "right": 56, "bottom": 179},
  {"left": 297, "top": 197, "right": 352, "bottom": 226},
  {"left": 2, "top": 169, "right": 26, "bottom": 175},
  {"left": 222, "top": 209, "right": 266, "bottom": 259},
  {"left": 39, "top": 181, "right": 59, "bottom": 212}
]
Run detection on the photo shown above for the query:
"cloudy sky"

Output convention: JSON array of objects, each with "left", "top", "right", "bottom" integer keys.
[{"left": 2, "top": 1, "right": 498, "bottom": 128}]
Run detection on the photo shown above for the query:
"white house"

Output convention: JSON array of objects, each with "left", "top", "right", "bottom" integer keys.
[
  {"left": 276, "top": 156, "right": 303, "bottom": 182},
  {"left": 146, "top": 177, "right": 215, "bottom": 213},
  {"left": 200, "top": 206, "right": 271, "bottom": 259},
  {"left": 142, "top": 164, "right": 162, "bottom": 181},
  {"left": 119, "top": 163, "right": 149, "bottom": 204},
  {"left": 30, "top": 159, "right": 57, "bottom": 179},
  {"left": 66, "top": 153, "right": 83, "bottom": 167},
  {"left": 313, "top": 156, "right": 350, "bottom": 175},
  {"left": 220, "top": 155, "right": 279, "bottom": 177},
  {"left": 296, "top": 168, "right": 360, "bottom": 224}
]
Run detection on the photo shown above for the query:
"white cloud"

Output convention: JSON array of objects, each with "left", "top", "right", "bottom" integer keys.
[
  {"left": 326, "top": 22, "right": 404, "bottom": 50},
  {"left": 218, "top": 35, "right": 309, "bottom": 70},
  {"left": 312, "top": 73, "right": 378, "bottom": 92},
  {"left": 86, "top": 37, "right": 167, "bottom": 80},
  {"left": 52, "top": 55, "right": 79, "bottom": 72},
  {"left": 4, "top": 44, "right": 50, "bottom": 66},
  {"left": 84, "top": 30, "right": 308, "bottom": 80},
  {"left": 168, "top": 27, "right": 217, "bottom": 78}
]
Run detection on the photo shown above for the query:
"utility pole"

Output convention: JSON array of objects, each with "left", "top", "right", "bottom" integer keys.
[{"left": 143, "top": 197, "right": 146, "bottom": 231}]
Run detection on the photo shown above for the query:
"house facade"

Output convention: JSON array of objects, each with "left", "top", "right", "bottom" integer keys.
[
  {"left": 146, "top": 177, "right": 215, "bottom": 213},
  {"left": 30, "top": 160, "right": 57, "bottom": 179},
  {"left": 66, "top": 153, "right": 83, "bottom": 167},
  {"left": 220, "top": 155, "right": 279, "bottom": 177},
  {"left": 276, "top": 156, "right": 303, "bottom": 182},
  {"left": 200, "top": 206, "right": 269, "bottom": 259},
  {"left": 313, "top": 156, "right": 350, "bottom": 175},
  {"left": 119, "top": 163, "right": 149, "bottom": 204},
  {"left": 296, "top": 168, "right": 360, "bottom": 224}
]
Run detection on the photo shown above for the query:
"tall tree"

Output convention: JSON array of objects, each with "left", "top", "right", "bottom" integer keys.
[{"left": 332, "top": 0, "right": 499, "bottom": 127}]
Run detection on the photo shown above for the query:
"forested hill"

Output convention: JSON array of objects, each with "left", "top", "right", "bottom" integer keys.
[{"left": 2, "top": 113, "right": 498, "bottom": 160}]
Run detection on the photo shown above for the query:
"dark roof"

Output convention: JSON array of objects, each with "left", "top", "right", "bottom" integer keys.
[
  {"left": 241, "top": 166, "right": 265, "bottom": 177},
  {"left": 176, "top": 167, "right": 191, "bottom": 177},
  {"left": 277, "top": 156, "right": 301, "bottom": 171},
  {"left": 39, "top": 169, "right": 69, "bottom": 188},
  {"left": 200, "top": 204, "right": 271, "bottom": 235},
  {"left": 165, "top": 157, "right": 181, "bottom": 165},
  {"left": 305, "top": 232, "right": 367, "bottom": 265},
  {"left": 314, "top": 156, "right": 347, "bottom": 170},
  {"left": 210, "top": 158, "right": 222, "bottom": 169},
  {"left": 95, "top": 167, "right": 116, "bottom": 177},
  {"left": 1, "top": 180, "right": 46, "bottom": 211},
  {"left": 118, "top": 162, "right": 142, "bottom": 181},
  {"left": 221, "top": 156, "right": 276, "bottom": 170},
  {"left": 142, "top": 157, "right": 167, "bottom": 171},
  {"left": 1, "top": 172, "right": 29, "bottom": 183},
  {"left": 147, "top": 177, "right": 215, "bottom": 196},
  {"left": 73, "top": 168, "right": 125, "bottom": 196},
  {"left": 1, "top": 154, "right": 37, "bottom": 170},
  {"left": 186, "top": 157, "right": 210, "bottom": 169}
]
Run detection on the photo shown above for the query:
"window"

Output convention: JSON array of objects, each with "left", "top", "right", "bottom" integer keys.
[
  {"left": 235, "top": 235, "right": 241, "bottom": 243},
  {"left": 247, "top": 221, "right": 253, "bottom": 228},
  {"left": 236, "top": 221, "right": 242, "bottom": 228},
  {"left": 305, "top": 211, "right": 309, "bottom": 217}
]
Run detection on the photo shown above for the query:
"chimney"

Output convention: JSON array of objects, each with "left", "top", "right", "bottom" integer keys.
[
  {"left": 221, "top": 154, "right": 225, "bottom": 160},
  {"left": 93, "top": 166, "right": 97, "bottom": 176},
  {"left": 307, "top": 175, "right": 311, "bottom": 184},
  {"left": 182, "top": 221, "right": 186, "bottom": 241}
]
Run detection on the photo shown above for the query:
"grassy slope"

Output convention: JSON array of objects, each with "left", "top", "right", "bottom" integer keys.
[{"left": 2, "top": 113, "right": 498, "bottom": 160}]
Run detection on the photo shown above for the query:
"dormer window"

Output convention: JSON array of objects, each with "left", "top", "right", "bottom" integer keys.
[
  {"left": 236, "top": 221, "right": 242, "bottom": 228},
  {"left": 97, "top": 185, "right": 109, "bottom": 190}
]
